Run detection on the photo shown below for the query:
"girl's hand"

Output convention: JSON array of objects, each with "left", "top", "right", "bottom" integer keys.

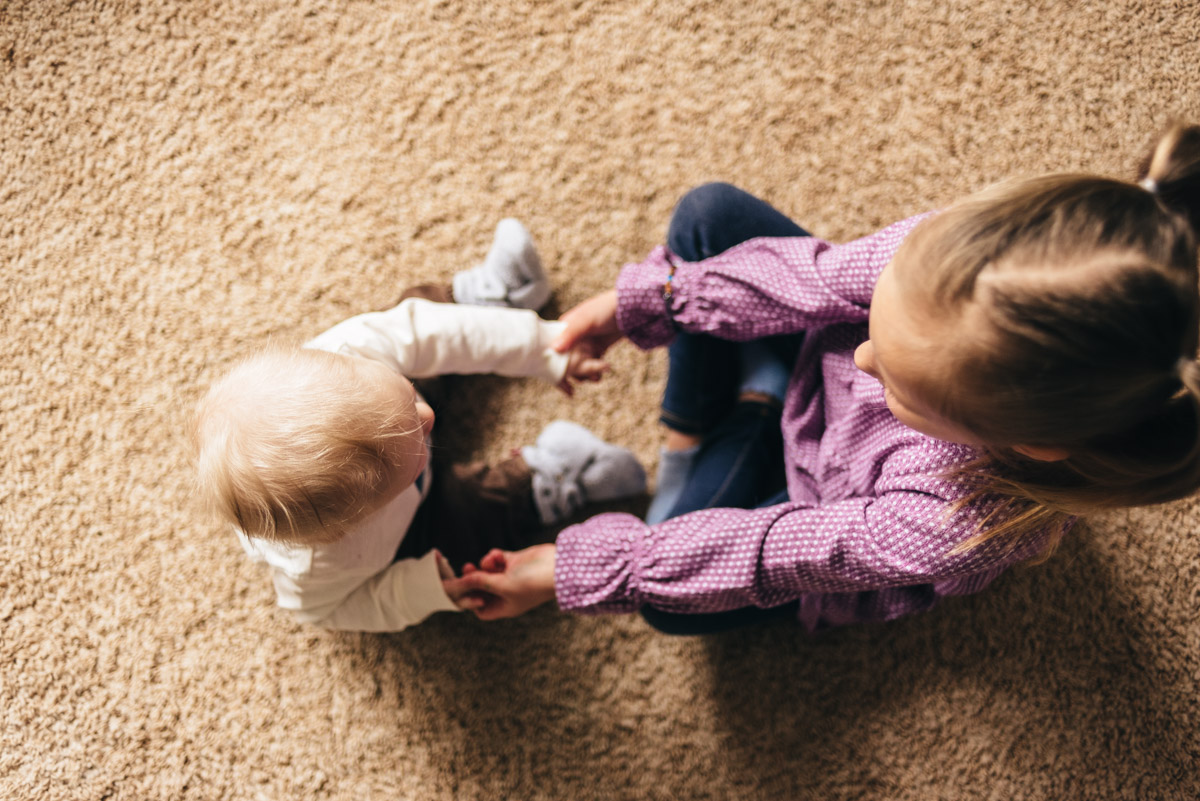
[
  {"left": 553, "top": 289, "right": 623, "bottom": 358},
  {"left": 442, "top": 544, "right": 557, "bottom": 620}
]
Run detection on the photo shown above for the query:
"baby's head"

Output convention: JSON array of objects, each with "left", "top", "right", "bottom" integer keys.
[
  {"left": 193, "top": 348, "right": 435, "bottom": 543},
  {"left": 856, "top": 123, "right": 1200, "bottom": 512}
]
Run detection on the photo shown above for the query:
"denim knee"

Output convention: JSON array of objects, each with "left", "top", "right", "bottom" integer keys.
[
  {"left": 667, "top": 182, "right": 751, "bottom": 261},
  {"left": 667, "top": 183, "right": 809, "bottom": 262}
]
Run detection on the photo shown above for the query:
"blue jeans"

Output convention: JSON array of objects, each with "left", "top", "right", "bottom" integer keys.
[{"left": 642, "top": 183, "right": 809, "bottom": 635}]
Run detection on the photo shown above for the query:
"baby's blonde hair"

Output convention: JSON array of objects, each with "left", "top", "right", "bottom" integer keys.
[{"left": 192, "top": 348, "right": 424, "bottom": 544}]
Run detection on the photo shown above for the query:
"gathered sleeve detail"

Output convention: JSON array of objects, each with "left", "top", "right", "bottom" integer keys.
[
  {"left": 613, "top": 214, "right": 934, "bottom": 350},
  {"left": 554, "top": 484, "right": 1049, "bottom": 617}
]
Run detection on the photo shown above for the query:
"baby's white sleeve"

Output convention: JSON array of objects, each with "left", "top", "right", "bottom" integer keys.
[
  {"left": 287, "top": 551, "right": 460, "bottom": 632},
  {"left": 306, "top": 298, "right": 569, "bottom": 381}
]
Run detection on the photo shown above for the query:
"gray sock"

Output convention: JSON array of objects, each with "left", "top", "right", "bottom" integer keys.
[
  {"left": 451, "top": 218, "right": 551, "bottom": 310},
  {"left": 521, "top": 420, "right": 647, "bottom": 525},
  {"left": 645, "top": 444, "right": 700, "bottom": 525}
]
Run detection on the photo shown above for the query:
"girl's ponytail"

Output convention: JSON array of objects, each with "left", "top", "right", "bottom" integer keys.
[{"left": 1140, "top": 123, "right": 1200, "bottom": 234}]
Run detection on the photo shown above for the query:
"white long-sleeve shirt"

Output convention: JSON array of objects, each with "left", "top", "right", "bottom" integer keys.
[{"left": 237, "top": 298, "right": 568, "bottom": 632}]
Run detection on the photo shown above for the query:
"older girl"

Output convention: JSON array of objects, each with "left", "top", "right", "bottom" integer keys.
[{"left": 446, "top": 123, "right": 1200, "bottom": 634}]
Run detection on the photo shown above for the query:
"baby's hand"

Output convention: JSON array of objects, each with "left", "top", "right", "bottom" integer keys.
[
  {"left": 436, "top": 550, "right": 484, "bottom": 612},
  {"left": 558, "top": 343, "right": 610, "bottom": 396}
]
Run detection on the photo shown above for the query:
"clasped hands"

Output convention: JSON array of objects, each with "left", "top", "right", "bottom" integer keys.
[
  {"left": 436, "top": 544, "right": 558, "bottom": 620},
  {"left": 437, "top": 289, "right": 623, "bottom": 620},
  {"left": 555, "top": 289, "right": 622, "bottom": 396}
]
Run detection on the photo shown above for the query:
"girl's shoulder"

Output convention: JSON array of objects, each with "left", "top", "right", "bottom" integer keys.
[
  {"left": 873, "top": 436, "right": 1070, "bottom": 564},
  {"left": 873, "top": 434, "right": 980, "bottom": 502}
]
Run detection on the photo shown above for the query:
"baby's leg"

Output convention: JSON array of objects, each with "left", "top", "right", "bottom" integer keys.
[
  {"left": 399, "top": 421, "right": 645, "bottom": 570},
  {"left": 520, "top": 421, "right": 646, "bottom": 527},
  {"left": 398, "top": 452, "right": 540, "bottom": 571},
  {"left": 451, "top": 219, "right": 550, "bottom": 310},
  {"left": 395, "top": 219, "right": 549, "bottom": 310}
]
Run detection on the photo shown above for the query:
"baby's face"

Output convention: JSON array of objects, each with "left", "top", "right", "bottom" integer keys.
[{"left": 359, "top": 359, "right": 436, "bottom": 503}]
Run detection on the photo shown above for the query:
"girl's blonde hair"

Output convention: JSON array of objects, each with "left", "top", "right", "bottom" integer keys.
[
  {"left": 192, "top": 348, "right": 424, "bottom": 544},
  {"left": 899, "top": 123, "right": 1200, "bottom": 555}
]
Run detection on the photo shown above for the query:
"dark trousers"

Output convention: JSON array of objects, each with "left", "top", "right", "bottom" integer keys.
[
  {"left": 390, "top": 283, "right": 542, "bottom": 571},
  {"left": 642, "top": 183, "right": 810, "bottom": 635},
  {"left": 395, "top": 452, "right": 540, "bottom": 572}
]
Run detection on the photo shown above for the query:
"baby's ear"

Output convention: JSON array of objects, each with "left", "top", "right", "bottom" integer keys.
[{"left": 1012, "top": 444, "right": 1070, "bottom": 462}]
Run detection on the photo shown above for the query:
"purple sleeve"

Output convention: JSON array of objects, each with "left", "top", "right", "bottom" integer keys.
[
  {"left": 553, "top": 490, "right": 1048, "bottom": 616},
  {"left": 615, "top": 214, "right": 933, "bottom": 349}
]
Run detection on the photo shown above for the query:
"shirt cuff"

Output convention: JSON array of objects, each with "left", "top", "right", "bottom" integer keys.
[
  {"left": 537, "top": 320, "right": 570, "bottom": 382},
  {"left": 553, "top": 512, "right": 643, "bottom": 615},
  {"left": 615, "top": 245, "right": 678, "bottom": 350},
  {"left": 408, "top": 550, "right": 462, "bottom": 618}
]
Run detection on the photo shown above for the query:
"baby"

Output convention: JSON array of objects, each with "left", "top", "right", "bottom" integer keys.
[{"left": 193, "top": 220, "right": 646, "bottom": 632}]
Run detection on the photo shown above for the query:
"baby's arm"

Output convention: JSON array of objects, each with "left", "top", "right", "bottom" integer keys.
[
  {"left": 307, "top": 299, "right": 570, "bottom": 383},
  {"left": 273, "top": 550, "right": 462, "bottom": 632}
]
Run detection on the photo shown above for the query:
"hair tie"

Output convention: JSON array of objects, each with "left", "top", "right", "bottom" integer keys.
[{"left": 1140, "top": 176, "right": 1159, "bottom": 194}]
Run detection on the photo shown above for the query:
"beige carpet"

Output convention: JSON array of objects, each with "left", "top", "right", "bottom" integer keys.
[{"left": 3, "top": 0, "right": 1199, "bottom": 798}]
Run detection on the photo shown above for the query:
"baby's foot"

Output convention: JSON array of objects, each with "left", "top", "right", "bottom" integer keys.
[
  {"left": 452, "top": 218, "right": 551, "bottom": 311},
  {"left": 521, "top": 420, "right": 647, "bottom": 525}
]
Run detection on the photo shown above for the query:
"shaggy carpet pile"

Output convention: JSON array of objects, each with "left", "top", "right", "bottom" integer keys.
[{"left": 3, "top": 1, "right": 1198, "bottom": 798}]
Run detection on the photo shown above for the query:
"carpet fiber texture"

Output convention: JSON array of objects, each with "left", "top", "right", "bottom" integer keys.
[{"left": 3, "top": 1, "right": 1199, "bottom": 799}]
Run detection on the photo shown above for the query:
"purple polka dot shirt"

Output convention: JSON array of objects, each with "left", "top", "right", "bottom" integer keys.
[{"left": 555, "top": 215, "right": 1065, "bottom": 631}]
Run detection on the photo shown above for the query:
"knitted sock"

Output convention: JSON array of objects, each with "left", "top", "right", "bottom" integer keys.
[
  {"left": 451, "top": 218, "right": 551, "bottom": 311},
  {"left": 738, "top": 340, "right": 790, "bottom": 403},
  {"left": 521, "top": 420, "right": 647, "bottom": 525},
  {"left": 644, "top": 444, "right": 701, "bottom": 525}
]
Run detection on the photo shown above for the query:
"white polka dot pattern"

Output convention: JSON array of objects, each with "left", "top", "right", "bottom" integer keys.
[{"left": 558, "top": 214, "right": 1064, "bottom": 630}]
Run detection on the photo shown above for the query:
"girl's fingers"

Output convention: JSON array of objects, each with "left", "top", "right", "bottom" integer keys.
[
  {"left": 553, "top": 290, "right": 619, "bottom": 353},
  {"left": 446, "top": 571, "right": 495, "bottom": 595},
  {"left": 552, "top": 313, "right": 587, "bottom": 353},
  {"left": 480, "top": 549, "right": 508, "bottom": 572}
]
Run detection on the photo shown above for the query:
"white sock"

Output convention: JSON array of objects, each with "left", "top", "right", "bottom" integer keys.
[{"left": 451, "top": 218, "right": 551, "bottom": 310}]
